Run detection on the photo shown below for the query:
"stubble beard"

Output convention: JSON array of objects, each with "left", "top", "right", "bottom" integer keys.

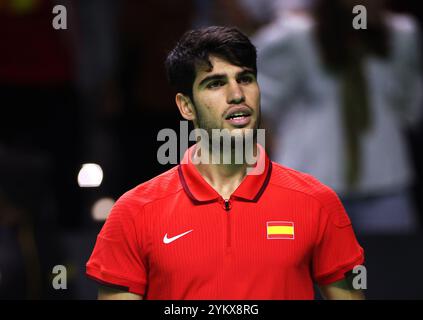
[{"left": 192, "top": 101, "right": 262, "bottom": 163}]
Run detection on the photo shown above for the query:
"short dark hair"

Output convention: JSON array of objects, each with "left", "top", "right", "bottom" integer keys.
[{"left": 165, "top": 26, "right": 257, "bottom": 99}]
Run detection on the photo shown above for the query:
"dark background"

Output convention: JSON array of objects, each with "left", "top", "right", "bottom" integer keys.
[{"left": 0, "top": 0, "right": 422, "bottom": 299}]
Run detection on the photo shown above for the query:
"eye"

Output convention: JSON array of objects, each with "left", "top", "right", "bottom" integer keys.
[
  {"left": 238, "top": 75, "right": 254, "bottom": 84},
  {"left": 206, "top": 80, "right": 225, "bottom": 89}
]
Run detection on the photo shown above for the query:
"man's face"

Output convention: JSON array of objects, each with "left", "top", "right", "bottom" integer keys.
[{"left": 190, "top": 55, "right": 261, "bottom": 136}]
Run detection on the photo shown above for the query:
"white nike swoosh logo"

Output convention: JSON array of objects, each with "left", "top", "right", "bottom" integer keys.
[{"left": 163, "top": 229, "right": 193, "bottom": 244}]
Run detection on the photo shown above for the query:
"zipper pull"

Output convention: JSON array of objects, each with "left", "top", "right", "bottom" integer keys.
[{"left": 223, "top": 199, "right": 232, "bottom": 211}]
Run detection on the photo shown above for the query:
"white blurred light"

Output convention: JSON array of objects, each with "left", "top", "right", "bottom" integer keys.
[
  {"left": 92, "top": 197, "right": 115, "bottom": 221},
  {"left": 77, "top": 163, "right": 103, "bottom": 187}
]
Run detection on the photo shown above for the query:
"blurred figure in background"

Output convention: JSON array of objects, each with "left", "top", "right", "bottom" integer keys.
[
  {"left": 387, "top": 0, "right": 423, "bottom": 234},
  {"left": 254, "top": 0, "right": 423, "bottom": 234}
]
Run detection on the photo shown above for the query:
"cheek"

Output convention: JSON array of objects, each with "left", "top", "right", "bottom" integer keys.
[
  {"left": 255, "top": 90, "right": 261, "bottom": 105},
  {"left": 197, "top": 95, "right": 224, "bottom": 117},
  {"left": 201, "top": 92, "right": 221, "bottom": 107},
  {"left": 246, "top": 87, "right": 260, "bottom": 107}
]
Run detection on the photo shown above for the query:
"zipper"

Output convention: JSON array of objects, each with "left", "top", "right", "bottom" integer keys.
[
  {"left": 223, "top": 199, "right": 231, "bottom": 211},
  {"left": 223, "top": 198, "right": 232, "bottom": 249}
]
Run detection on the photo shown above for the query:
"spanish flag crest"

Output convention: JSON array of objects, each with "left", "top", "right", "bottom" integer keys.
[{"left": 266, "top": 221, "right": 295, "bottom": 240}]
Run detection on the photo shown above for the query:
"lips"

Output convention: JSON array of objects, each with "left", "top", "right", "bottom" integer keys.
[{"left": 224, "top": 106, "right": 252, "bottom": 127}]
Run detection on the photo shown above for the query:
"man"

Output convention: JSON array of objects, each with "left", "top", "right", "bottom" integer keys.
[{"left": 86, "top": 26, "right": 365, "bottom": 300}]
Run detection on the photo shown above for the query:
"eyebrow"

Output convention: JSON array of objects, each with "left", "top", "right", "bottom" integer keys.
[
  {"left": 198, "top": 68, "right": 255, "bottom": 88},
  {"left": 198, "top": 74, "right": 225, "bottom": 88}
]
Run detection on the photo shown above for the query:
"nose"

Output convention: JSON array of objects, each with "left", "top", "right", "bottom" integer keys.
[{"left": 226, "top": 81, "right": 245, "bottom": 105}]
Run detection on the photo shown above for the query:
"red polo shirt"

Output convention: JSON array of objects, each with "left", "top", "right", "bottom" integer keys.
[{"left": 86, "top": 144, "right": 364, "bottom": 299}]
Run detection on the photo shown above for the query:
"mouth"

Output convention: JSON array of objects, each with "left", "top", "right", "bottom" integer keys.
[{"left": 224, "top": 107, "right": 252, "bottom": 127}]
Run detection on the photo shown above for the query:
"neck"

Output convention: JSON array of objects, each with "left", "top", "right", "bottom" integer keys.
[{"left": 192, "top": 142, "right": 258, "bottom": 200}]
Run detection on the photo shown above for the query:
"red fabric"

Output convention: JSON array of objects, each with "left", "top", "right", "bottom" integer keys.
[{"left": 86, "top": 144, "right": 364, "bottom": 299}]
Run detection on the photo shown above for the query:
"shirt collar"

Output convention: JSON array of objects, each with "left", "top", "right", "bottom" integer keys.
[{"left": 178, "top": 143, "right": 272, "bottom": 204}]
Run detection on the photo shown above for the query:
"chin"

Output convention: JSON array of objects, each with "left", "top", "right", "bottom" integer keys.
[{"left": 229, "top": 127, "right": 256, "bottom": 140}]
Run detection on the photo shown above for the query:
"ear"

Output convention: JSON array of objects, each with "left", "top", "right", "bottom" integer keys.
[{"left": 175, "top": 93, "right": 196, "bottom": 121}]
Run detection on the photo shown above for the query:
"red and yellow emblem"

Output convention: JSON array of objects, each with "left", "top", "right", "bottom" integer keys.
[{"left": 266, "top": 221, "right": 295, "bottom": 239}]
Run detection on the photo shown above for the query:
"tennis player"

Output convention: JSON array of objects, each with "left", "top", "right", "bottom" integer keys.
[{"left": 86, "top": 26, "right": 365, "bottom": 300}]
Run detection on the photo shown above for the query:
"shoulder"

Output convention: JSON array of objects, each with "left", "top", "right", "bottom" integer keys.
[
  {"left": 269, "top": 161, "right": 342, "bottom": 209},
  {"left": 96, "top": 166, "right": 183, "bottom": 242},
  {"left": 112, "top": 166, "right": 183, "bottom": 216}
]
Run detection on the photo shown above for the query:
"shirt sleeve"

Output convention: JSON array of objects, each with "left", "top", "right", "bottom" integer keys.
[
  {"left": 86, "top": 193, "right": 147, "bottom": 296},
  {"left": 312, "top": 189, "right": 365, "bottom": 286}
]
